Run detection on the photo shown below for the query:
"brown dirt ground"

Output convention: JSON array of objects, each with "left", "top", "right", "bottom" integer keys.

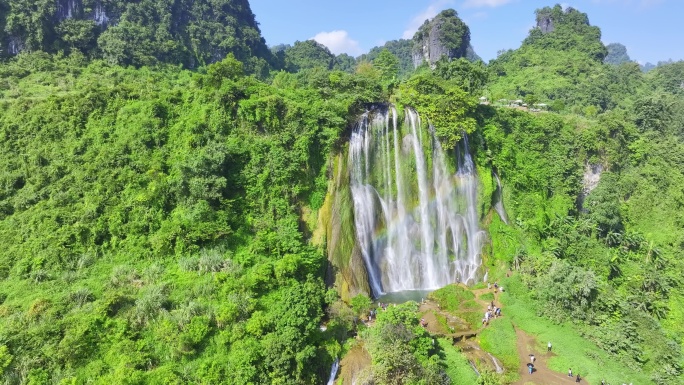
[
  {"left": 337, "top": 283, "right": 583, "bottom": 385},
  {"left": 512, "top": 327, "right": 581, "bottom": 385}
]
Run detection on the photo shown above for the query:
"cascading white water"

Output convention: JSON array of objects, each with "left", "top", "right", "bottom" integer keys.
[
  {"left": 326, "top": 359, "right": 340, "bottom": 385},
  {"left": 349, "top": 106, "right": 486, "bottom": 296},
  {"left": 493, "top": 172, "right": 509, "bottom": 225}
]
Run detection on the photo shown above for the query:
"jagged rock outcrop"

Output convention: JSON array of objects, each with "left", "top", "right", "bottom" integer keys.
[
  {"left": 525, "top": 5, "right": 607, "bottom": 62},
  {"left": 604, "top": 43, "right": 632, "bottom": 65},
  {"left": 577, "top": 163, "right": 604, "bottom": 211},
  {"left": 412, "top": 9, "right": 470, "bottom": 68},
  {"left": 536, "top": 10, "right": 555, "bottom": 33},
  {"left": 54, "top": 0, "right": 113, "bottom": 26},
  {"left": 534, "top": 5, "right": 594, "bottom": 34}
]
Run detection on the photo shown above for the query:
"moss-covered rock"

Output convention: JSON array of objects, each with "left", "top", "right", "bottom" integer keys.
[{"left": 320, "top": 151, "right": 370, "bottom": 301}]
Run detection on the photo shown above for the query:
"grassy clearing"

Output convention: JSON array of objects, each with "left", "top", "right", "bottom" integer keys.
[
  {"left": 430, "top": 284, "right": 475, "bottom": 312},
  {"left": 479, "top": 292, "right": 494, "bottom": 302},
  {"left": 430, "top": 285, "right": 483, "bottom": 329},
  {"left": 500, "top": 275, "right": 654, "bottom": 385},
  {"left": 434, "top": 311, "right": 451, "bottom": 332},
  {"left": 437, "top": 338, "right": 479, "bottom": 385},
  {"left": 478, "top": 317, "right": 519, "bottom": 371}
]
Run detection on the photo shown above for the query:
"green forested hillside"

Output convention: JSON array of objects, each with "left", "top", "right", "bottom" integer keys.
[
  {"left": 487, "top": 5, "right": 616, "bottom": 111},
  {"left": 0, "top": 52, "right": 384, "bottom": 383},
  {"left": 0, "top": 0, "right": 273, "bottom": 71},
  {"left": 604, "top": 42, "right": 632, "bottom": 65},
  {"left": 0, "top": 1, "right": 683, "bottom": 384}
]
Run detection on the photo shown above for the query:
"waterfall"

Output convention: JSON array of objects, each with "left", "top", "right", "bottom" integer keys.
[
  {"left": 488, "top": 353, "right": 504, "bottom": 373},
  {"left": 327, "top": 359, "right": 340, "bottom": 385},
  {"left": 493, "top": 172, "right": 509, "bottom": 225},
  {"left": 348, "top": 106, "right": 485, "bottom": 296}
]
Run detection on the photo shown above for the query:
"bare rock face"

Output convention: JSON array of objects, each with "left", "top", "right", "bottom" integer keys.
[
  {"left": 411, "top": 9, "right": 470, "bottom": 68},
  {"left": 7, "top": 36, "right": 24, "bottom": 55},
  {"left": 93, "top": 1, "right": 111, "bottom": 26},
  {"left": 54, "top": 0, "right": 112, "bottom": 25},
  {"left": 578, "top": 163, "right": 604, "bottom": 211},
  {"left": 3, "top": 0, "right": 115, "bottom": 56},
  {"left": 412, "top": 19, "right": 451, "bottom": 68},
  {"left": 583, "top": 163, "right": 603, "bottom": 195},
  {"left": 56, "top": 0, "right": 79, "bottom": 21},
  {"left": 535, "top": 5, "right": 592, "bottom": 35},
  {"left": 537, "top": 14, "right": 555, "bottom": 33}
]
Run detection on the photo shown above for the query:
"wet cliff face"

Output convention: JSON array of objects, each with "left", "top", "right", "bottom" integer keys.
[
  {"left": 56, "top": 0, "right": 79, "bottom": 21},
  {"left": 54, "top": 0, "right": 111, "bottom": 25},
  {"left": 2, "top": 0, "right": 117, "bottom": 57},
  {"left": 411, "top": 9, "right": 470, "bottom": 68},
  {"left": 320, "top": 152, "right": 371, "bottom": 301},
  {"left": 577, "top": 163, "right": 604, "bottom": 211}
]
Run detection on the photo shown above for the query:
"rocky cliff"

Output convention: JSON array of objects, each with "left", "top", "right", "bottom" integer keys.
[
  {"left": 319, "top": 152, "right": 371, "bottom": 301},
  {"left": 411, "top": 9, "right": 470, "bottom": 68},
  {"left": 525, "top": 5, "right": 607, "bottom": 62}
]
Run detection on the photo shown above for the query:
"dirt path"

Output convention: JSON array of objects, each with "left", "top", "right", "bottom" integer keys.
[
  {"left": 341, "top": 284, "right": 585, "bottom": 385},
  {"left": 512, "top": 327, "right": 579, "bottom": 385},
  {"left": 474, "top": 285, "right": 583, "bottom": 384}
]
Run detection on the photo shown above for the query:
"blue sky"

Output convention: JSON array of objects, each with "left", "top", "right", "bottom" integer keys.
[{"left": 249, "top": 0, "right": 683, "bottom": 64}]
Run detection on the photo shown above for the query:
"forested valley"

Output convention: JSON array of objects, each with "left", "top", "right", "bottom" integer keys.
[{"left": 0, "top": 1, "right": 683, "bottom": 384}]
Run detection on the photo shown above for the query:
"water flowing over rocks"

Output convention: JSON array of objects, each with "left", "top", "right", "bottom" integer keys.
[{"left": 348, "top": 106, "right": 485, "bottom": 296}]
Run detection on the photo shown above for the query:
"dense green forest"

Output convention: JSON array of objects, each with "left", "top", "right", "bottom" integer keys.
[
  {"left": 0, "top": 0, "right": 273, "bottom": 71},
  {"left": 0, "top": 1, "right": 683, "bottom": 384}
]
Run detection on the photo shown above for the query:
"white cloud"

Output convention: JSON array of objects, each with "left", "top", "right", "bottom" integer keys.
[
  {"left": 402, "top": 0, "right": 454, "bottom": 39},
  {"left": 312, "top": 30, "right": 363, "bottom": 56},
  {"left": 463, "top": 0, "right": 515, "bottom": 8}
]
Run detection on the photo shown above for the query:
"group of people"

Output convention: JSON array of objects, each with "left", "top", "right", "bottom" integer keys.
[
  {"left": 482, "top": 300, "right": 503, "bottom": 326},
  {"left": 365, "top": 302, "right": 390, "bottom": 323},
  {"left": 568, "top": 368, "right": 581, "bottom": 382},
  {"left": 487, "top": 281, "right": 505, "bottom": 293}
]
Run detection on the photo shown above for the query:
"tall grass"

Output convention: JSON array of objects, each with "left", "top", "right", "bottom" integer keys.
[
  {"left": 437, "top": 339, "right": 479, "bottom": 384},
  {"left": 478, "top": 318, "right": 519, "bottom": 371}
]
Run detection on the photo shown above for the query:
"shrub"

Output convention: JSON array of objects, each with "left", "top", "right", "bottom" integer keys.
[
  {"left": 132, "top": 285, "right": 169, "bottom": 327},
  {"left": 179, "top": 256, "right": 199, "bottom": 272},
  {"left": 198, "top": 250, "right": 225, "bottom": 274},
  {"left": 30, "top": 269, "right": 50, "bottom": 283},
  {"left": 350, "top": 294, "right": 373, "bottom": 316},
  {"left": 109, "top": 266, "right": 139, "bottom": 288},
  {"left": 0, "top": 345, "right": 12, "bottom": 376},
  {"left": 68, "top": 288, "right": 94, "bottom": 308}
]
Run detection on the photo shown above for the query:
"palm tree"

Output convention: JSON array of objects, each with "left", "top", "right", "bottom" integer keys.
[
  {"left": 605, "top": 230, "right": 622, "bottom": 247},
  {"left": 512, "top": 247, "right": 527, "bottom": 270},
  {"left": 644, "top": 241, "right": 664, "bottom": 269},
  {"left": 575, "top": 218, "right": 595, "bottom": 236},
  {"left": 607, "top": 250, "right": 622, "bottom": 279},
  {"left": 621, "top": 231, "right": 645, "bottom": 253}
]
